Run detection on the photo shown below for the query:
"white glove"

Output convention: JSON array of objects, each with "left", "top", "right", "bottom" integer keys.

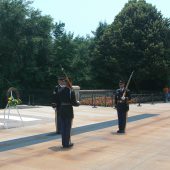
[
  {"left": 77, "top": 101, "right": 80, "bottom": 106},
  {"left": 121, "top": 96, "right": 126, "bottom": 100}
]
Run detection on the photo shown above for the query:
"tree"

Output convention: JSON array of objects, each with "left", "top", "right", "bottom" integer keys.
[
  {"left": 50, "top": 22, "right": 93, "bottom": 88},
  {"left": 20, "top": 9, "right": 53, "bottom": 89},
  {"left": 90, "top": 22, "right": 121, "bottom": 88},
  {"left": 111, "top": 0, "right": 170, "bottom": 90},
  {"left": 90, "top": 0, "right": 170, "bottom": 90},
  {"left": 0, "top": 0, "right": 53, "bottom": 107},
  {"left": 71, "top": 36, "right": 92, "bottom": 88}
]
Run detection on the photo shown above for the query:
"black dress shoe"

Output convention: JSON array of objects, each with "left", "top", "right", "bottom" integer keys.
[
  {"left": 117, "top": 130, "right": 125, "bottom": 134},
  {"left": 63, "top": 143, "right": 74, "bottom": 148},
  {"left": 68, "top": 143, "right": 74, "bottom": 147}
]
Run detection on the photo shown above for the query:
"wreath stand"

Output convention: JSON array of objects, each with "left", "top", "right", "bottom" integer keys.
[{"left": 3, "top": 87, "right": 24, "bottom": 128}]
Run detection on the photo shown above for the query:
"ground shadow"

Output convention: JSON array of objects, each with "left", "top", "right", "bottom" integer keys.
[{"left": 0, "top": 113, "right": 158, "bottom": 152}]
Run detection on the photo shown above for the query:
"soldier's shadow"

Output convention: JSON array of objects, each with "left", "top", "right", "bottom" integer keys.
[
  {"left": 111, "top": 131, "right": 117, "bottom": 135},
  {"left": 48, "top": 146, "right": 73, "bottom": 152}
]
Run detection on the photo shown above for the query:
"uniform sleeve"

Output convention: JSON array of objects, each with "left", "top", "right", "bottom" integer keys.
[
  {"left": 52, "top": 88, "right": 56, "bottom": 102},
  {"left": 71, "top": 90, "right": 80, "bottom": 106},
  {"left": 126, "top": 90, "right": 131, "bottom": 100},
  {"left": 52, "top": 87, "right": 59, "bottom": 107},
  {"left": 114, "top": 90, "right": 118, "bottom": 107}
]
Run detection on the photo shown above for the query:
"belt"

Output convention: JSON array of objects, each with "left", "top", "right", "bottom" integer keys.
[
  {"left": 117, "top": 100, "right": 126, "bottom": 103},
  {"left": 61, "top": 103, "right": 71, "bottom": 106}
]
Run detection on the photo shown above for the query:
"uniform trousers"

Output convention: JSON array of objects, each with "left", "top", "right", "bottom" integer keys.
[
  {"left": 61, "top": 117, "right": 72, "bottom": 147},
  {"left": 117, "top": 106, "right": 128, "bottom": 131},
  {"left": 55, "top": 109, "right": 61, "bottom": 133}
]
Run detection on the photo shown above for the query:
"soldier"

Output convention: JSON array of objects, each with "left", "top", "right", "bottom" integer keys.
[
  {"left": 58, "top": 78, "right": 80, "bottom": 148},
  {"left": 163, "top": 86, "right": 169, "bottom": 103},
  {"left": 52, "top": 76, "right": 66, "bottom": 134},
  {"left": 115, "top": 80, "right": 131, "bottom": 134}
]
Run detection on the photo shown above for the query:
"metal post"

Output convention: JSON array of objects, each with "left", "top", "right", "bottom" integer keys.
[
  {"left": 92, "top": 91, "right": 93, "bottom": 106},
  {"left": 137, "top": 95, "right": 141, "bottom": 107},
  {"left": 28, "top": 95, "right": 31, "bottom": 105},
  {"left": 32, "top": 95, "right": 35, "bottom": 106},
  {"left": 104, "top": 93, "right": 107, "bottom": 107},
  {"left": 151, "top": 93, "right": 154, "bottom": 105},
  {"left": 112, "top": 94, "right": 114, "bottom": 107},
  {"left": 92, "top": 92, "right": 97, "bottom": 108}
]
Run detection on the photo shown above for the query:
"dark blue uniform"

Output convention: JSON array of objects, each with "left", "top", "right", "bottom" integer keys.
[
  {"left": 52, "top": 85, "right": 62, "bottom": 134},
  {"left": 115, "top": 89, "right": 131, "bottom": 133},
  {"left": 57, "top": 86, "right": 79, "bottom": 148}
]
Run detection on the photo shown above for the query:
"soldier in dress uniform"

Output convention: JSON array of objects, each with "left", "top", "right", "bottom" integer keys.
[
  {"left": 57, "top": 78, "right": 80, "bottom": 148},
  {"left": 52, "top": 76, "right": 66, "bottom": 134},
  {"left": 115, "top": 80, "right": 131, "bottom": 134}
]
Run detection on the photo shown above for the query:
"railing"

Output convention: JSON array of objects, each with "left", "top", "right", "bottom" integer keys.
[
  {"left": 131, "top": 93, "right": 164, "bottom": 106},
  {"left": 0, "top": 89, "right": 163, "bottom": 108},
  {"left": 19, "top": 90, "right": 52, "bottom": 106},
  {"left": 79, "top": 90, "right": 114, "bottom": 107},
  {"left": 79, "top": 90, "right": 164, "bottom": 107}
]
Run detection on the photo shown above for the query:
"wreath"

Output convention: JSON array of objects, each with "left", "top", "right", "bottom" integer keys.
[{"left": 6, "top": 87, "right": 22, "bottom": 107}]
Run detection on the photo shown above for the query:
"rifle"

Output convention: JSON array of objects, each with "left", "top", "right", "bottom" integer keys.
[
  {"left": 122, "top": 71, "right": 134, "bottom": 99},
  {"left": 60, "top": 65, "right": 72, "bottom": 89}
]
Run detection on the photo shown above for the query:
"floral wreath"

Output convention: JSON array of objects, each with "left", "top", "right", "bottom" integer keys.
[{"left": 6, "top": 87, "right": 22, "bottom": 107}]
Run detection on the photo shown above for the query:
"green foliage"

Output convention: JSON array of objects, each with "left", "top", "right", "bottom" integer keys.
[
  {"left": 71, "top": 36, "right": 92, "bottom": 88},
  {"left": 0, "top": 0, "right": 170, "bottom": 105},
  {"left": 8, "top": 97, "right": 22, "bottom": 107},
  {"left": 90, "top": 0, "right": 170, "bottom": 90}
]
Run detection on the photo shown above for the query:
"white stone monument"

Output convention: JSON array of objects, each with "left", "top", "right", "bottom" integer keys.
[{"left": 72, "top": 86, "right": 80, "bottom": 101}]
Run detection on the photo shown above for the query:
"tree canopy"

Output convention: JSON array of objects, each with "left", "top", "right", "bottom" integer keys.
[
  {"left": 90, "top": 0, "right": 170, "bottom": 90},
  {"left": 0, "top": 0, "right": 170, "bottom": 107}
]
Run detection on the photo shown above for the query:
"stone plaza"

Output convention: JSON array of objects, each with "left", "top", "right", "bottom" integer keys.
[{"left": 0, "top": 103, "right": 170, "bottom": 170}]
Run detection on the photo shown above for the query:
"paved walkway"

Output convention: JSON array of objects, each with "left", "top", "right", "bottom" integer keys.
[{"left": 0, "top": 103, "right": 170, "bottom": 170}]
